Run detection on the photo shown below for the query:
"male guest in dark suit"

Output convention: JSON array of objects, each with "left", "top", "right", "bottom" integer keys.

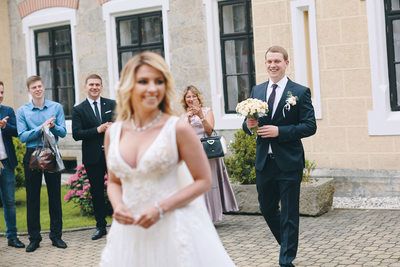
[
  {"left": 0, "top": 81, "right": 25, "bottom": 249},
  {"left": 72, "top": 74, "right": 115, "bottom": 240},
  {"left": 243, "top": 46, "right": 316, "bottom": 266}
]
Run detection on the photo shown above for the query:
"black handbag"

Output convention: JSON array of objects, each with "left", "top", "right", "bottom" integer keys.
[{"left": 200, "top": 130, "right": 227, "bottom": 159}]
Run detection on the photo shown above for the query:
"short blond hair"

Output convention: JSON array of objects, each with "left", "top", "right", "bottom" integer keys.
[
  {"left": 115, "top": 51, "right": 177, "bottom": 121},
  {"left": 26, "top": 75, "right": 42, "bottom": 89},
  {"left": 181, "top": 85, "right": 205, "bottom": 111},
  {"left": 265, "top": 45, "right": 289, "bottom": 61}
]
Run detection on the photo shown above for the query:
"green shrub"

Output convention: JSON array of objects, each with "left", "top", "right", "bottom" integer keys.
[
  {"left": 302, "top": 159, "right": 316, "bottom": 183},
  {"left": 13, "top": 137, "right": 26, "bottom": 190},
  {"left": 224, "top": 129, "right": 257, "bottom": 184},
  {"left": 225, "top": 129, "right": 317, "bottom": 184}
]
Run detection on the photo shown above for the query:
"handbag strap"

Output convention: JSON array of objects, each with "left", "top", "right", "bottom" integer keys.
[
  {"left": 202, "top": 129, "right": 218, "bottom": 139},
  {"left": 34, "top": 129, "right": 45, "bottom": 150}
]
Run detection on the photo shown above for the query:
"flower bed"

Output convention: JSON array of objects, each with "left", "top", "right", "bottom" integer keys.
[{"left": 64, "top": 164, "right": 113, "bottom": 216}]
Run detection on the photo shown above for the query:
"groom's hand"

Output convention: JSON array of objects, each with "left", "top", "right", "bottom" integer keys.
[
  {"left": 257, "top": 125, "right": 279, "bottom": 138},
  {"left": 246, "top": 118, "right": 258, "bottom": 129}
]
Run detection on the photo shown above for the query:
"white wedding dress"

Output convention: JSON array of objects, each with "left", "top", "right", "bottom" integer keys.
[{"left": 100, "top": 116, "right": 235, "bottom": 267}]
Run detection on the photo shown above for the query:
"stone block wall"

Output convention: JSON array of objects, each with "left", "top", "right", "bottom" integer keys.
[
  {"left": 0, "top": 1, "right": 14, "bottom": 107},
  {"left": 252, "top": 0, "right": 400, "bottom": 170}
]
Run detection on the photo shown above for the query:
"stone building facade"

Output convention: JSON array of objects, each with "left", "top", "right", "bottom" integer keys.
[{"left": 2, "top": 0, "right": 400, "bottom": 195}]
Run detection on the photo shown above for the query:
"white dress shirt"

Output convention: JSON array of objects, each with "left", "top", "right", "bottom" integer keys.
[
  {"left": 266, "top": 76, "right": 288, "bottom": 153},
  {"left": 0, "top": 129, "right": 8, "bottom": 160},
  {"left": 87, "top": 97, "right": 102, "bottom": 120}
]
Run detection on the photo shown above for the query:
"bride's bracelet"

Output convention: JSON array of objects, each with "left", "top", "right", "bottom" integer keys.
[{"left": 154, "top": 201, "right": 164, "bottom": 219}]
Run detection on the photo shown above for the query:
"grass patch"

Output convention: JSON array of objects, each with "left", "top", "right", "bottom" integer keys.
[{"left": 0, "top": 186, "right": 112, "bottom": 233}]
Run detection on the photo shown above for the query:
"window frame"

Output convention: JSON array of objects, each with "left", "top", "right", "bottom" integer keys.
[
  {"left": 218, "top": 0, "right": 255, "bottom": 114},
  {"left": 115, "top": 11, "right": 164, "bottom": 73},
  {"left": 34, "top": 25, "right": 75, "bottom": 119},
  {"left": 101, "top": 0, "right": 170, "bottom": 100},
  {"left": 384, "top": 0, "right": 400, "bottom": 111},
  {"left": 22, "top": 7, "right": 79, "bottom": 133}
]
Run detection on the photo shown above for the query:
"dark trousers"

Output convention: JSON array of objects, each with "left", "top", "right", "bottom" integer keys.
[
  {"left": 256, "top": 156, "right": 302, "bottom": 267},
  {"left": 85, "top": 153, "right": 107, "bottom": 229},
  {"left": 24, "top": 148, "right": 62, "bottom": 242}
]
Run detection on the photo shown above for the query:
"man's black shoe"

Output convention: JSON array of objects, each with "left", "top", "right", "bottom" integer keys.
[
  {"left": 92, "top": 228, "right": 107, "bottom": 240},
  {"left": 51, "top": 238, "right": 67, "bottom": 249},
  {"left": 8, "top": 237, "right": 25, "bottom": 248},
  {"left": 25, "top": 241, "right": 40, "bottom": 252}
]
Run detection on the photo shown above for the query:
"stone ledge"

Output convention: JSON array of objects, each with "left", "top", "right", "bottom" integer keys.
[{"left": 313, "top": 168, "right": 400, "bottom": 197}]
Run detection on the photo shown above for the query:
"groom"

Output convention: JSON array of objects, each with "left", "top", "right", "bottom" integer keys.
[{"left": 243, "top": 46, "right": 316, "bottom": 266}]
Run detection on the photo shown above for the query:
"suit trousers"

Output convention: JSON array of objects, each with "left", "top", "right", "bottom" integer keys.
[
  {"left": 256, "top": 156, "right": 302, "bottom": 267},
  {"left": 85, "top": 153, "right": 107, "bottom": 229},
  {"left": 24, "top": 148, "right": 62, "bottom": 242}
]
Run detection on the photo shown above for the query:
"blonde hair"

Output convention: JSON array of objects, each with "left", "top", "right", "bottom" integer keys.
[
  {"left": 115, "top": 51, "right": 176, "bottom": 121},
  {"left": 181, "top": 85, "right": 205, "bottom": 111}
]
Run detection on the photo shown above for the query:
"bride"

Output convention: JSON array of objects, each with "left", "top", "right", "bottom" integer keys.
[{"left": 100, "top": 51, "right": 235, "bottom": 266}]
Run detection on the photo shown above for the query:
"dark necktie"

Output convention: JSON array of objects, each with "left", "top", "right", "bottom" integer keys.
[
  {"left": 268, "top": 83, "right": 278, "bottom": 116},
  {"left": 93, "top": 101, "right": 101, "bottom": 123}
]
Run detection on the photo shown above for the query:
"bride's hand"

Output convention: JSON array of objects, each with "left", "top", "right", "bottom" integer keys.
[
  {"left": 112, "top": 204, "right": 135, "bottom": 225},
  {"left": 135, "top": 205, "right": 161, "bottom": 229}
]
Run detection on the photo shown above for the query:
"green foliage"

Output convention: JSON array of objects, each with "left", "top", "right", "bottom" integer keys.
[
  {"left": 0, "top": 185, "right": 110, "bottom": 232},
  {"left": 64, "top": 164, "right": 113, "bottom": 217},
  {"left": 224, "top": 129, "right": 257, "bottom": 184},
  {"left": 13, "top": 137, "right": 26, "bottom": 189},
  {"left": 302, "top": 159, "right": 316, "bottom": 183}
]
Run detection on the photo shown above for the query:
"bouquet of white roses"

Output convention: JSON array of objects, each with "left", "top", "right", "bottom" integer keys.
[{"left": 236, "top": 98, "right": 269, "bottom": 119}]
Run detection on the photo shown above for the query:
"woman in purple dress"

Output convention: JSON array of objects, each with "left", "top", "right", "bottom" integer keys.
[{"left": 181, "top": 85, "right": 238, "bottom": 222}]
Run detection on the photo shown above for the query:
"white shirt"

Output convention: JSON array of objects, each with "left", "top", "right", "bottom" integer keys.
[
  {"left": 266, "top": 76, "right": 288, "bottom": 153},
  {"left": 266, "top": 76, "right": 288, "bottom": 118},
  {"left": 87, "top": 97, "right": 102, "bottom": 120},
  {"left": 0, "top": 129, "right": 8, "bottom": 160}
]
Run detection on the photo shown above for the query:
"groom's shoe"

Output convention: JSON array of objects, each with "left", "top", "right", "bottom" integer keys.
[
  {"left": 51, "top": 238, "right": 67, "bottom": 249},
  {"left": 92, "top": 228, "right": 107, "bottom": 240}
]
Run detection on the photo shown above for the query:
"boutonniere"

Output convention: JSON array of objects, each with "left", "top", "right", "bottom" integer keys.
[{"left": 283, "top": 91, "right": 299, "bottom": 118}]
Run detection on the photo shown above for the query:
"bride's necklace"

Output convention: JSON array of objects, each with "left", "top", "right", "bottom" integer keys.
[{"left": 131, "top": 110, "right": 163, "bottom": 132}]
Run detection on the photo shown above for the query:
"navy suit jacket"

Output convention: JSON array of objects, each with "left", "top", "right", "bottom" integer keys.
[
  {"left": 72, "top": 97, "right": 116, "bottom": 165},
  {"left": 243, "top": 79, "right": 316, "bottom": 173},
  {"left": 0, "top": 105, "right": 18, "bottom": 169}
]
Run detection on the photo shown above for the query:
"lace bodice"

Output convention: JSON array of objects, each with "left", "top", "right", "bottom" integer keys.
[{"left": 106, "top": 116, "right": 180, "bottom": 216}]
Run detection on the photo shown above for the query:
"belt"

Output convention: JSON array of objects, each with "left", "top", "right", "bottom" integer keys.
[{"left": 267, "top": 153, "right": 275, "bottom": 160}]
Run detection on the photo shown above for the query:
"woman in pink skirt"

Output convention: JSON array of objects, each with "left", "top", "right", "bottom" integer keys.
[{"left": 181, "top": 85, "right": 238, "bottom": 222}]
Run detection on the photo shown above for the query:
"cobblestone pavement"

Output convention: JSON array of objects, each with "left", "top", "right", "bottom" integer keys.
[{"left": 1, "top": 209, "right": 400, "bottom": 266}]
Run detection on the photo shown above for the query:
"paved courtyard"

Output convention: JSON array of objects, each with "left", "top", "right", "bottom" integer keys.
[{"left": 0, "top": 209, "right": 400, "bottom": 266}]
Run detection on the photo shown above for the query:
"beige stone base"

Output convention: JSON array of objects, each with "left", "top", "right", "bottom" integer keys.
[
  {"left": 299, "top": 178, "right": 335, "bottom": 216},
  {"left": 231, "top": 178, "right": 335, "bottom": 217}
]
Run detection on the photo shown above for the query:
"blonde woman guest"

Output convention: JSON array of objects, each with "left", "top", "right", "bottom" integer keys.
[
  {"left": 100, "top": 52, "right": 235, "bottom": 267},
  {"left": 181, "top": 85, "right": 238, "bottom": 222}
]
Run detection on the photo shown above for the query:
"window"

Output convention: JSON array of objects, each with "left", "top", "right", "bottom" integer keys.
[
  {"left": 34, "top": 25, "right": 75, "bottom": 118},
  {"left": 385, "top": 0, "right": 400, "bottom": 111},
  {"left": 116, "top": 11, "right": 164, "bottom": 72},
  {"left": 218, "top": 0, "right": 255, "bottom": 113},
  {"left": 290, "top": 0, "right": 322, "bottom": 119}
]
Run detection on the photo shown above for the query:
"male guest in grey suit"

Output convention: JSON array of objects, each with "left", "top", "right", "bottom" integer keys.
[
  {"left": 0, "top": 81, "right": 25, "bottom": 249},
  {"left": 243, "top": 46, "right": 316, "bottom": 266},
  {"left": 72, "top": 74, "right": 115, "bottom": 240}
]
